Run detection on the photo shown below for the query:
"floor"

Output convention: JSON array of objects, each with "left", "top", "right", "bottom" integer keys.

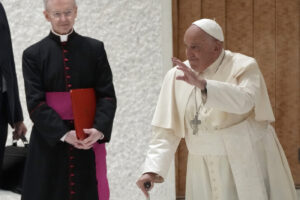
[{"left": 0, "top": 189, "right": 300, "bottom": 200}]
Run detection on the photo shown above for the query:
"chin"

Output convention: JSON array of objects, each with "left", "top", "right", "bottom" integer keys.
[
  {"left": 58, "top": 29, "right": 71, "bottom": 35},
  {"left": 190, "top": 65, "right": 198, "bottom": 71},
  {"left": 189, "top": 61, "right": 198, "bottom": 68}
]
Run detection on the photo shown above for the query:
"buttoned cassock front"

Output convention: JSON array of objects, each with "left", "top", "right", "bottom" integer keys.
[
  {"left": 143, "top": 50, "right": 297, "bottom": 200},
  {"left": 22, "top": 31, "right": 116, "bottom": 200}
]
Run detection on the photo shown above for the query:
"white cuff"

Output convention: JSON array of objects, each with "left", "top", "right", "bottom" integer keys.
[{"left": 60, "top": 133, "right": 68, "bottom": 142}]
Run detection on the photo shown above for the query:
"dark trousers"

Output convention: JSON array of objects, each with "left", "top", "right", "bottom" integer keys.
[{"left": 0, "top": 92, "right": 8, "bottom": 184}]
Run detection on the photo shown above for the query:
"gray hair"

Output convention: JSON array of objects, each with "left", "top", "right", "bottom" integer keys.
[{"left": 43, "top": 0, "right": 77, "bottom": 9}]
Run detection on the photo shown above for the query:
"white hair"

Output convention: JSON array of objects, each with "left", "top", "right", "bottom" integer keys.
[{"left": 43, "top": 0, "right": 77, "bottom": 9}]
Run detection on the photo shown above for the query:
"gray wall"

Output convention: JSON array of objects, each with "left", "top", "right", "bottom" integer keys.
[{"left": 1, "top": 0, "right": 175, "bottom": 199}]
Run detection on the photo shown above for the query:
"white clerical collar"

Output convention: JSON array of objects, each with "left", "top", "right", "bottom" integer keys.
[
  {"left": 51, "top": 29, "right": 74, "bottom": 42},
  {"left": 202, "top": 49, "right": 225, "bottom": 76}
]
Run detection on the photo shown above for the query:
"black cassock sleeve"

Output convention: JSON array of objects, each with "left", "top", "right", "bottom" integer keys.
[
  {"left": 9, "top": 48, "right": 24, "bottom": 125},
  {"left": 0, "top": 3, "right": 23, "bottom": 125},
  {"left": 22, "top": 47, "right": 69, "bottom": 146},
  {"left": 93, "top": 42, "right": 117, "bottom": 143}
]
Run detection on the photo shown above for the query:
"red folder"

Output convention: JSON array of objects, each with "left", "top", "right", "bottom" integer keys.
[{"left": 70, "top": 88, "right": 96, "bottom": 140}]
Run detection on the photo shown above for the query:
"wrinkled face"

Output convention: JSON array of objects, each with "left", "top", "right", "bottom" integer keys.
[
  {"left": 184, "top": 25, "right": 220, "bottom": 72},
  {"left": 44, "top": 0, "right": 77, "bottom": 35}
]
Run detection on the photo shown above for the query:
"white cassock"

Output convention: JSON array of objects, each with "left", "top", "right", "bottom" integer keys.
[{"left": 143, "top": 49, "right": 297, "bottom": 200}]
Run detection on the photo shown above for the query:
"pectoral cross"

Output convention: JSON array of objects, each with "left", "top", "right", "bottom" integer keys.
[{"left": 190, "top": 113, "right": 201, "bottom": 135}]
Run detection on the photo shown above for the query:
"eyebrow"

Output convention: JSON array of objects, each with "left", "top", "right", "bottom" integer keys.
[
  {"left": 183, "top": 41, "right": 202, "bottom": 46},
  {"left": 52, "top": 9, "right": 73, "bottom": 12}
]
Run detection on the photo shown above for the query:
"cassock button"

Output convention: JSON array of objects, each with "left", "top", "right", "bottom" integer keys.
[
  {"left": 64, "top": 58, "right": 69, "bottom": 62},
  {"left": 65, "top": 67, "right": 70, "bottom": 70},
  {"left": 66, "top": 75, "right": 71, "bottom": 79},
  {"left": 63, "top": 49, "right": 68, "bottom": 53},
  {"left": 68, "top": 84, "right": 72, "bottom": 88}
]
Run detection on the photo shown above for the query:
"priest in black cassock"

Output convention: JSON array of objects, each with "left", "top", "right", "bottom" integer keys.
[{"left": 21, "top": 0, "right": 117, "bottom": 200}]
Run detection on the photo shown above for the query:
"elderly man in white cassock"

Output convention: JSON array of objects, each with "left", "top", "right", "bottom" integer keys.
[{"left": 136, "top": 19, "right": 297, "bottom": 200}]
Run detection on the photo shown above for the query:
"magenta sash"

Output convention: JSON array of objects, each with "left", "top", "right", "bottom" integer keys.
[
  {"left": 93, "top": 143, "right": 110, "bottom": 200},
  {"left": 46, "top": 92, "right": 109, "bottom": 200},
  {"left": 46, "top": 92, "right": 73, "bottom": 119}
]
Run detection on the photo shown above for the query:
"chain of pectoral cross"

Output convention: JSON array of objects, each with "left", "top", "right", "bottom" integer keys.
[
  {"left": 190, "top": 87, "right": 202, "bottom": 135},
  {"left": 190, "top": 52, "right": 225, "bottom": 135}
]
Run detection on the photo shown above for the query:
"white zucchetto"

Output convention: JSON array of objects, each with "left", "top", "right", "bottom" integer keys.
[{"left": 192, "top": 19, "right": 224, "bottom": 42}]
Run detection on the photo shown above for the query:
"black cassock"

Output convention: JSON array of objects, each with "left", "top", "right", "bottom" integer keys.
[{"left": 21, "top": 31, "right": 117, "bottom": 200}]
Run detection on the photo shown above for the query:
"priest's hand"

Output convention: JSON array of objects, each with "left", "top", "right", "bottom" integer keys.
[
  {"left": 136, "top": 172, "right": 164, "bottom": 198},
  {"left": 172, "top": 57, "right": 207, "bottom": 90},
  {"left": 80, "top": 128, "right": 104, "bottom": 149},
  {"left": 12, "top": 121, "right": 27, "bottom": 140},
  {"left": 65, "top": 130, "right": 86, "bottom": 149}
]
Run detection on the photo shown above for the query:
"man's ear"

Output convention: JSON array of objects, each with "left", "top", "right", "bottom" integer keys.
[
  {"left": 214, "top": 41, "right": 223, "bottom": 52},
  {"left": 43, "top": 10, "right": 51, "bottom": 22}
]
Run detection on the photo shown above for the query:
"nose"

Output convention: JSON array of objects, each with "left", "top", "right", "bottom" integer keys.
[
  {"left": 186, "top": 47, "right": 194, "bottom": 58},
  {"left": 60, "top": 14, "right": 67, "bottom": 21}
]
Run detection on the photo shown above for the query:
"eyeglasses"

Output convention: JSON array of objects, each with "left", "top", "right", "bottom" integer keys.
[{"left": 49, "top": 9, "right": 75, "bottom": 19}]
